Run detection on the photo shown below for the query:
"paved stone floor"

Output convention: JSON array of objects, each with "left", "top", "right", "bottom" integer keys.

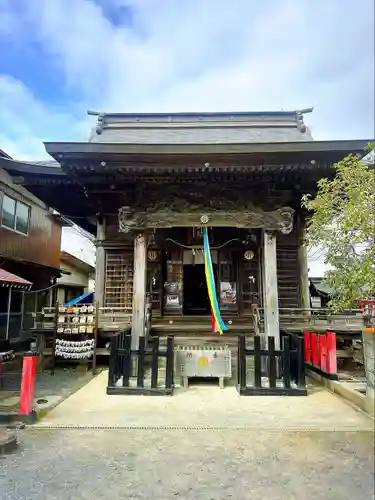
[
  {"left": 0, "top": 428, "right": 374, "bottom": 499},
  {"left": 34, "top": 371, "right": 374, "bottom": 430},
  {"left": 0, "top": 368, "right": 95, "bottom": 411}
]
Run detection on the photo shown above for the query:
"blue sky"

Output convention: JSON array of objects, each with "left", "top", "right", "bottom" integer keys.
[{"left": 0, "top": 0, "right": 374, "bottom": 160}]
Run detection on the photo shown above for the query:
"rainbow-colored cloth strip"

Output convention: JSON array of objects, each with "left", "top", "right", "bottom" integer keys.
[{"left": 203, "top": 227, "right": 228, "bottom": 335}]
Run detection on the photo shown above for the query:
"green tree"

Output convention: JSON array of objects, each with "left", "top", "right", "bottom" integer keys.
[{"left": 302, "top": 144, "right": 375, "bottom": 311}]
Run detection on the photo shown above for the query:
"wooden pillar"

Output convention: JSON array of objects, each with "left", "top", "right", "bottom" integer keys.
[
  {"left": 298, "top": 218, "right": 310, "bottom": 309},
  {"left": 95, "top": 216, "right": 106, "bottom": 307},
  {"left": 298, "top": 244, "right": 310, "bottom": 309},
  {"left": 262, "top": 230, "right": 280, "bottom": 349},
  {"left": 131, "top": 232, "right": 148, "bottom": 350}
]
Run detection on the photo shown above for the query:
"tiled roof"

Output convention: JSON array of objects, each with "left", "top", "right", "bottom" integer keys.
[
  {"left": 0, "top": 269, "right": 32, "bottom": 287},
  {"left": 88, "top": 110, "right": 314, "bottom": 144}
]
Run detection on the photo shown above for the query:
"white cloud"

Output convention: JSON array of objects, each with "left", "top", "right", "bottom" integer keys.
[
  {"left": 0, "top": 0, "right": 373, "bottom": 161},
  {"left": 0, "top": 75, "right": 88, "bottom": 159},
  {"left": 0, "top": 0, "right": 373, "bottom": 272}
]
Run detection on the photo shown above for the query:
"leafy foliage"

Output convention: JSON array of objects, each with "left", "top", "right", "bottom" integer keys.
[{"left": 302, "top": 144, "right": 375, "bottom": 311}]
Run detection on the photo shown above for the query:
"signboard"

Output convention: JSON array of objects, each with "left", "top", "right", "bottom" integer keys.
[{"left": 175, "top": 345, "right": 232, "bottom": 378}]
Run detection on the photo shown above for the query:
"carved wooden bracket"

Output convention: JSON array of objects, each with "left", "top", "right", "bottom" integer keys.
[{"left": 118, "top": 206, "right": 294, "bottom": 234}]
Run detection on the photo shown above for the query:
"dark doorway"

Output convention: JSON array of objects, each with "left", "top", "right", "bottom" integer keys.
[{"left": 183, "top": 264, "right": 216, "bottom": 315}]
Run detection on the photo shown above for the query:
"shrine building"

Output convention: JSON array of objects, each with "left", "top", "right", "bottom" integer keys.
[{"left": 0, "top": 110, "right": 369, "bottom": 350}]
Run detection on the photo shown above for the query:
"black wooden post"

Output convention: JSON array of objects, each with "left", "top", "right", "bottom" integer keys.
[
  {"left": 108, "top": 333, "right": 119, "bottom": 387},
  {"left": 92, "top": 301, "right": 99, "bottom": 375},
  {"left": 254, "top": 335, "right": 262, "bottom": 388},
  {"left": 116, "top": 332, "right": 123, "bottom": 382},
  {"left": 165, "top": 336, "right": 174, "bottom": 390},
  {"left": 238, "top": 335, "right": 247, "bottom": 390},
  {"left": 151, "top": 337, "right": 159, "bottom": 389},
  {"left": 237, "top": 334, "right": 241, "bottom": 386},
  {"left": 136, "top": 336, "right": 145, "bottom": 388},
  {"left": 297, "top": 336, "right": 306, "bottom": 388},
  {"left": 268, "top": 336, "right": 277, "bottom": 388},
  {"left": 282, "top": 336, "right": 291, "bottom": 389},
  {"left": 118, "top": 330, "right": 124, "bottom": 378},
  {"left": 122, "top": 333, "right": 132, "bottom": 387}
]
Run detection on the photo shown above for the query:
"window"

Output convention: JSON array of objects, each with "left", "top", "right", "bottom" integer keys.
[{"left": 1, "top": 194, "right": 30, "bottom": 234}]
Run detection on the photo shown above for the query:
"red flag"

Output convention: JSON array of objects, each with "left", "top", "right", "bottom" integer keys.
[{"left": 211, "top": 309, "right": 219, "bottom": 334}]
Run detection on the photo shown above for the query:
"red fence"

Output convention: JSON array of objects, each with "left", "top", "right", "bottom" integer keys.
[
  {"left": 0, "top": 350, "right": 38, "bottom": 423},
  {"left": 304, "top": 330, "right": 338, "bottom": 380},
  {"left": 359, "top": 300, "right": 375, "bottom": 311}
]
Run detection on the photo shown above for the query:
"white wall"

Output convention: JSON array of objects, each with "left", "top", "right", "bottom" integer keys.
[
  {"left": 61, "top": 226, "right": 95, "bottom": 267},
  {"left": 308, "top": 247, "right": 329, "bottom": 278},
  {"left": 57, "top": 260, "right": 91, "bottom": 288}
]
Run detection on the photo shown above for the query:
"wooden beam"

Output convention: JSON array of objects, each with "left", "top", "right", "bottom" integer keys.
[
  {"left": 262, "top": 230, "right": 280, "bottom": 349},
  {"left": 118, "top": 207, "right": 295, "bottom": 234},
  {"left": 131, "top": 232, "right": 148, "bottom": 350}
]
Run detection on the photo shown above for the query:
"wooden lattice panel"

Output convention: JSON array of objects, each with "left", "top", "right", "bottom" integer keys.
[
  {"left": 276, "top": 245, "right": 300, "bottom": 308},
  {"left": 105, "top": 250, "right": 134, "bottom": 309},
  {"left": 218, "top": 249, "right": 238, "bottom": 313},
  {"left": 147, "top": 250, "right": 162, "bottom": 314},
  {"left": 164, "top": 249, "right": 183, "bottom": 315},
  {"left": 241, "top": 251, "right": 261, "bottom": 311}
]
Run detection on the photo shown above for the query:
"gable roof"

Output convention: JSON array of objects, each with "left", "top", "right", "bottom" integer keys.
[
  {"left": 88, "top": 109, "right": 314, "bottom": 145},
  {"left": 60, "top": 251, "right": 95, "bottom": 274}
]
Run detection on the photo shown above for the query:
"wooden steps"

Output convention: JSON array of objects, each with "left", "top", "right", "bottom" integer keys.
[{"left": 151, "top": 314, "right": 254, "bottom": 337}]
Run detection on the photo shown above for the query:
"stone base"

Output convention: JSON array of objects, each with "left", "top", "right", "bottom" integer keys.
[
  {"left": 363, "top": 329, "right": 375, "bottom": 416},
  {"left": 307, "top": 370, "right": 374, "bottom": 415},
  {"left": 364, "top": 386, "right": 375, "bottom": 417},
  {"left": 0, "top": 430, "right": 18, "bottom": 455}
]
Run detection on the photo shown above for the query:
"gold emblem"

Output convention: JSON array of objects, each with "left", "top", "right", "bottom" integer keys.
[
  {"left": 244, "top": 250, "right": 254, "bottom": 260},
  {"left": 148, "top": 250, "right": 158, "bottom": 261},
  {"left": 198, "top": 356, "right": 209, "bottom": 367}
]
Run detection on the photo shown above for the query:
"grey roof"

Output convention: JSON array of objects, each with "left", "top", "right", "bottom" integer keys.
[
  {"left": 43, "top": 139, "right": 371, "bottom": 161},
  {"left": 0, "top": 156, "right": 64, "bottom": 175},
  {"left": 88, "top": 110, "right": 314, "bottom": 144},
  {"left": 0, "top": 149, "right": 12, "bottom": 159},
  {"left": 361, "top": 149, "right": 375, "bottom": 165},
  {"left": 29, "top": 160, "right": 61, "bottom": 168}
]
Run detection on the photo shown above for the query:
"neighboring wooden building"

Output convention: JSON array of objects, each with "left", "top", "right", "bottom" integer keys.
[
  {"left": 0, "top": 111, "right": 370, "bottom": 348},
  {"left": 55, "top": 251, "right": 94, "bottom": 305},
  {"left": 0, "top": 152, "right": 67, "bottom": 342}
]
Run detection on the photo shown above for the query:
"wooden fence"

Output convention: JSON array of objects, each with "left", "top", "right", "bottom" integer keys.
[
  {"left": 237, "top": 335, "right": 307, "bottom": 396},
  {"left": 107, "top": 332, "right": 174, "bottom": 395}
]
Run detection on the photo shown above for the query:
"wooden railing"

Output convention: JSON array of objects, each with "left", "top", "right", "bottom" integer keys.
[
  {"left": 25, "top": 305, "right": 132, "bottom": 334},
  {"left": 98, "top": 307, "right": 132, "bottom": 332},
  {"left": 253, "top": 307, "right": 364, "bottom": 333},
  {"left": 27, "top": 305, "right": 365, "bottom": 336}
]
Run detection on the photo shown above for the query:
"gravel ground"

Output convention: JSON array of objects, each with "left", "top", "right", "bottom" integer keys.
[{"left": 0, "top": 429, "right": 374, "bottom": 499}]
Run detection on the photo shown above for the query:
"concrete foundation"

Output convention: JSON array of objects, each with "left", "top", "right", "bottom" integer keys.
[{"left": 362, "top": 329, "right": 375, "bottom": 416}]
